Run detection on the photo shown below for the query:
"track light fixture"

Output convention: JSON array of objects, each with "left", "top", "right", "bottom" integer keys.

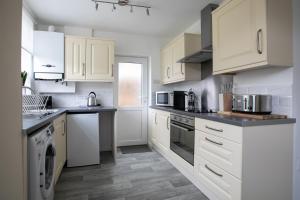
[{"left": 92, "top": 0, "right": 151, "bottom": 16}]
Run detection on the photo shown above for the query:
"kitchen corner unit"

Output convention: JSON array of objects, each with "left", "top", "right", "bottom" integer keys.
[
  {"left": 161, "top": 33, "right": 202, "bottom": 84},
  {"left": 65, "top": 36, "right": 115, "bottom": 82}
]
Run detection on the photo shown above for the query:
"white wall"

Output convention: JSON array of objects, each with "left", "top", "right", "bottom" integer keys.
[
  {"left": 0, "top": 0, "right": 24, "bottom": 199},
  {"left": 36, "top": 25, "right": 164, "bottom": 107},
  {"left": 293, "top": 0, "right": 300, "bottom": 199}
]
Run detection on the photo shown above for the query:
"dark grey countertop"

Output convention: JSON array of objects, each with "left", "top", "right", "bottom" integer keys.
[
  {"left": 22, "top": 106, "right": 117, "bottom": 135},
  {"left": 150, "top": 106, "right": 296, "bottom": 127}
]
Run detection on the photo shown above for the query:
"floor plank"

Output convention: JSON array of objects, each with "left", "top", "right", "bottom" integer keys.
[{"left": 54, "top": 147, "right": 208, "bottom": 200}]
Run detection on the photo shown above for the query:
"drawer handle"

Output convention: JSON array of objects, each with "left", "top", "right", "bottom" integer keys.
[
  {"left": 205, "top": 164, "right": 223, "bottom": 177},
  {"left": 205, "top": 137, "right": 223, "bottom": 146},
  {"left": 205, "top": 125, "right": 223, "bottom": 133}
]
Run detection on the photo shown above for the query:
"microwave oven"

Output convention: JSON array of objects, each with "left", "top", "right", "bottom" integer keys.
[{"left": 155, "top": 91, "right": 174, "bottom": 107}]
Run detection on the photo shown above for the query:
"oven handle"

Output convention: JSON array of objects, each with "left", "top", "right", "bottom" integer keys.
[{"left": 171, "top": 123, "right": 194, "bottom": 132}]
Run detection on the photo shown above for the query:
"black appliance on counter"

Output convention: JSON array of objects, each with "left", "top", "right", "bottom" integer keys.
[{"left": 173, "top": 91, "right": 187, "bottom": 111}]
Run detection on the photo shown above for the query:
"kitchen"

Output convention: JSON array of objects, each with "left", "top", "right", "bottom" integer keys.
[{"left": 1, "top": 0, "right": 300, "bottom": 200}]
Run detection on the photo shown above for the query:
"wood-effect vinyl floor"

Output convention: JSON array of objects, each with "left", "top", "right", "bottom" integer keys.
[{"left": 54, "top": 148, "right": 209, "bottom": 200}]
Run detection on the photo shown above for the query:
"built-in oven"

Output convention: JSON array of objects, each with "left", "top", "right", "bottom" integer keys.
[
  {"left": 170, "top": 113, "right": 195, "bottom": 165},
  {"left": 155, "top": 91, "right": 174, "bottom": 107}
]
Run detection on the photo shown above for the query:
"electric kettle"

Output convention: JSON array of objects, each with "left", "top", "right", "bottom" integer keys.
[{"left": 87, "top": 92, "right": 97, "bottom": 107}]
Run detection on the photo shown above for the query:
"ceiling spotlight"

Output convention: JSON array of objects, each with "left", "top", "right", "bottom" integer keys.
[{"left": 91, "top": 0, "right": 151, "bottom": 16}]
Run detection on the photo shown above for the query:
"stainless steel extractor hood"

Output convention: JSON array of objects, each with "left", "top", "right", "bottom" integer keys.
[{"left": 178, "top": 4, "right": 218, "bottom": 64}]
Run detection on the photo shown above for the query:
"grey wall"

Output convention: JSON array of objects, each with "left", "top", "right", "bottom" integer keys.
[
  {"left": 293, "top": 0, "right": 300, "bottom": 199},
  {"left": 0, "top": 0, "right": 24, "bottom": 199}
]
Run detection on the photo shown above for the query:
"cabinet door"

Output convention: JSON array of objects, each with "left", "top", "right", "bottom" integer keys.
[
  {"left": 156, "top": 111, "right": 170, "bottom": 151},
  {"left": 172, "top": 37, "right": 185, "bottom": 81},
  {"left": 213, "top": 0, "right": 267, "bottom": 72},
  {"left": 161, "top": 48, "right": 173, "bottom": 84},
  {"left": 65, "top": 37, "right": 86, "bottom": 80},
  {"left": 53, "top": 114, "right": 66, "bottom": 184},
  {"left": 85, "top": 39, "right": 114, "bottom": 81}
]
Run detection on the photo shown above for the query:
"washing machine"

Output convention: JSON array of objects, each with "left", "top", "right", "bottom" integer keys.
[{"left": 28, "top": 123, "right": 56, "bottom": 200}]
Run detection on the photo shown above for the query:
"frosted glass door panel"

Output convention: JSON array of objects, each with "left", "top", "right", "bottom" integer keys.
[{"left": 118, "top": 63, "right": 142, "bottom": 107}]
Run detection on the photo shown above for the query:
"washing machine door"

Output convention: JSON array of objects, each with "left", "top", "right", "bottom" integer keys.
[{"left": 40, "top": 138, "right": 56, "bottom": 199}]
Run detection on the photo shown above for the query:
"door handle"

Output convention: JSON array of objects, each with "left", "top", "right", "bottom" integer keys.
[
  {"left": 205, "top": 164, "right": 223, "bottom": 177},
  {"left": 181, "top": 64, "right": 184, "bottom": 75},
  {"left": 257, "top": 29, "right": 263, "bottom": 54},
  {"left": 155, "top": 113, "right": 157, "bottom": 124},
  {"left": 205, "top": 137, "right": 223, "bottom": 146},
  {"left": 62, "top": 120, "right": 66, "bottom": 136},
  {"left": 205, "top": 125, "right": 223, "bottom": 133},
  {"left": 167, "top": 67, "right": 170, "bottom": 78},
  {"left": 167, "top": 116, "right": 170, "bottom": 130},
  {"left": 171, "top": 123, "right": 193, "bottom": 132},
  {"left": 82, "top": 63, "right": 86, "bottom": 76}
]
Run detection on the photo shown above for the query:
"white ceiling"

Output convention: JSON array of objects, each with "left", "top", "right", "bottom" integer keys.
[{"left": 24, "top": 0, "right": 222, "bottom": 38}]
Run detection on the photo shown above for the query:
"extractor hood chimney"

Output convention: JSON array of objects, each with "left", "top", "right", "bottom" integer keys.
[{"left": 178, "top": 4, "right": 218, "bottom": 64}]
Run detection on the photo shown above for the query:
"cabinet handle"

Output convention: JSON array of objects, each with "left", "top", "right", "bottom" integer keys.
[
  {"left": 205, "top": 164, "right": 223, "bottom": 177},
  {"left": 82, "top": 63, "right": 85, "bottom": 76},
  {"left": 205, "top": 137, "right": 223, "bottom": 146},
  {"left": 257, "top": 29, "right": 263, "bottom": 54},
  {"left": 62, "top": 120, "right": 66, "bottom": 136},
  {"left": 181, "top": 64, "right": 184, "bottom": 75},
  {"left": 167, "top": 116, "right": 170, "bottom": 130},
  {"left": 155, "top": 113, "right": 157, "bottom": 124},
  {"left": 111, "top": 64, "right": 114, "bottom": 77},
  {"left": 205, "top": 125, "right": 223, "bottom": 133},
  {"left": 167, "top": 67, "right": 170, "bottom": 78}
]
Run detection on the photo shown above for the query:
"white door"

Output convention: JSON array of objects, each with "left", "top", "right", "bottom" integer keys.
[{"left": 115, "top": 56, "right": 148, "bottom": 146}]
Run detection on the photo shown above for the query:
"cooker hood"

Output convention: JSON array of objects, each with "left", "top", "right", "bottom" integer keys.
[{"left": 178, "top": 4, "right": 218, "bottom": 64}]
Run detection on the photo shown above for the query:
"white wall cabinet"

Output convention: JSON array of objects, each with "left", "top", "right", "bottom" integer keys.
[
  {"left": 194, "top": 118, "right": 293, "bottom": 200},
  {"left": 53, "top": 114, "right": 66, "bottom": 184},
  {"left": 65, "top": 36, "right": 115, "bottom": 82},
  {"left": 212, "top": 0, "right": 292, "bottom": 74},
  {"left": 161, "top": 33, "right": 202, "bottom": 84}
]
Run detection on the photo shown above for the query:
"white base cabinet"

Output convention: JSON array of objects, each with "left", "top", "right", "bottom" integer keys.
[
  {"left": 195, "top": 118, "right": 293, "bottom": 200},
  {"left": 53, "top": 114, "right": 66, "bottom": 184},
  {"left": 149, "top": 109, "right": 170, "bottom": 154},
  {"left": 149, "top": 108, "right": 293, "bottom": 200}
]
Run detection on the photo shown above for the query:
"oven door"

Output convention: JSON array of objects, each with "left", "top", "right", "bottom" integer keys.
[{"left": 170, "top": 121, "right": 195, "bottom": 165}]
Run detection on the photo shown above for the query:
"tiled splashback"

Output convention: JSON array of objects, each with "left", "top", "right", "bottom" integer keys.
[
  {"left": 45, "top": 82, "right": 114, "bottom": 108},
  {"left": 233, "top": 85, "right": 293, "bottom": 116},
  {"left": 155, "top": 81, "right": 292, "bottom": 117}
]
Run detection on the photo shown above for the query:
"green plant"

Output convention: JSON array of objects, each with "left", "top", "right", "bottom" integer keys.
[{"left": 21, "top": 71, "right": 27, "bottom": 86}]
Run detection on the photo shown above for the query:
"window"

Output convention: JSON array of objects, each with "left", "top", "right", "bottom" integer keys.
[
  {"left": 21, "top": 9, "right": 34, "bottom": 87},
  {"left": 118, "top": 63, "right": 142, "bottom": 107}
]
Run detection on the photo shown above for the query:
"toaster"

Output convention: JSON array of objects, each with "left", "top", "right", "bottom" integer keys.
[{"left": 232, "top": 94, "right": 272, "bottom": 114}]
